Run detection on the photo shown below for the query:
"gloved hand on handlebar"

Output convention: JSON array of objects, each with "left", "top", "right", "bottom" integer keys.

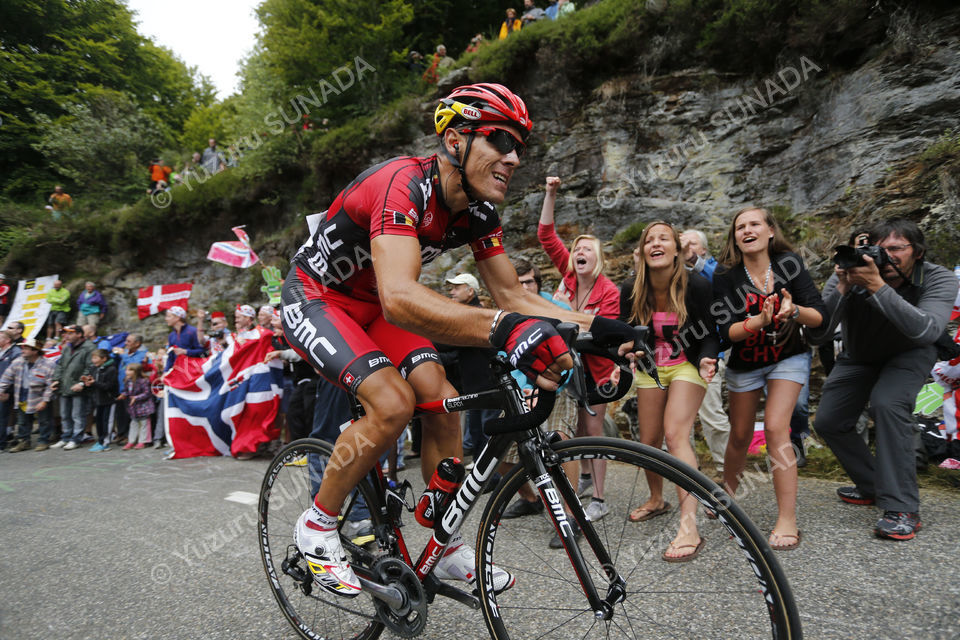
[{"left": 491, "top": 313, "right": 572, "bottom": 390}]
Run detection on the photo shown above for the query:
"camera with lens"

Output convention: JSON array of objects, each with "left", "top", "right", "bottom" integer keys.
[
  {"left": 832, "top": 244, "right": 890, "bottom": 270},
  {"left": 209, "top": 328, "right": 227, "bottom": 339}
]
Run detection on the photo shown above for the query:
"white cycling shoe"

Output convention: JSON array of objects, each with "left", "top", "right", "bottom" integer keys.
[
  {"left": 294, "top": 510, "right": 363, "bottom": 598},
  {"left": 433, "top": 542, "right": 516, "bottom": 594}
]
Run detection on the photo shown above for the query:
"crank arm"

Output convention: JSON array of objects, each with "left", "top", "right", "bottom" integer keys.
[{"left": 355, "top": 574, "right": 406, "bottom": 611}]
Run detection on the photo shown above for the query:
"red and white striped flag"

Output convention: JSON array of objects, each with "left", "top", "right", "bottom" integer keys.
[
  {"left": 137, "top": 283, "right": 193, "bottom": 320},
  {"left": 207, "top": 225, "right": 259, "bottom": 268}
]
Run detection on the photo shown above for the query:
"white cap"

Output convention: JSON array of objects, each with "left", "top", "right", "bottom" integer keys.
[
  {"left": 445, "top": 273, "right": 480, "bottom": 292},
  {"left": 259, "top": 305, "right": 276, "bottom": 315},
  {"left": 166, "top": 305, "right": 187, "bottom": 319},
  {"left": 236, "top": 304, "right": 256, "bottom": 318}
]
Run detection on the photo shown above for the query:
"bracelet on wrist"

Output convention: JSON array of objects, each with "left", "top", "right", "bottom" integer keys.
[
  {"left": 791, "top": 305, "right": 800, "bottom": 320},
  {"left": 489, "top": 309, "right": 505, "bottom": 344},
  {"left": 742, "top": 317, "right": 759, "bottom": 337}
]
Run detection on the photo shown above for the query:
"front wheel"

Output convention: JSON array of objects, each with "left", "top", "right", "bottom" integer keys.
[{"left": 476, "top": 437, "right": 802, "bottom": 639}]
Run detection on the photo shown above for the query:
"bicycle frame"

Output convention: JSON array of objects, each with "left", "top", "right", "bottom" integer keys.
[{"left": 339, "top": 359, "right": 624, "bottom": 620}]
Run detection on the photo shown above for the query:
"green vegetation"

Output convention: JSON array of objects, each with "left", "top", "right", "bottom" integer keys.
[
  {"left": 2, "top": 0, "right": 956, "bottom": 281},
  {"left": 920, "top": 129, "right": 960, "bottom": 165},
  {"left": 612, "top": 221, "right": 647, "bottom": 249}
]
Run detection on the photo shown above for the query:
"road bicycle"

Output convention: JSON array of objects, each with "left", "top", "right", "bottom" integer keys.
[{"left": 258, "top": 324, "right": 802, "bottom": 639}]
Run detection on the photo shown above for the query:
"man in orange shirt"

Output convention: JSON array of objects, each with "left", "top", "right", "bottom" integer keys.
[
  {"left": 46, "top": 185, "right": 73, "bottom": 219},
  {"left": 148, "top": 159, "right": 172, "bottom": 194}
]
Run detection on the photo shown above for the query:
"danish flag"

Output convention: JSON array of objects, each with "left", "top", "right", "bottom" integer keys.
[
  {"left": 163, "top": 328, "right": 282, "bottom": 458},
  {"left": 137, "top": 283, "right": 193, "bottom": 320}
]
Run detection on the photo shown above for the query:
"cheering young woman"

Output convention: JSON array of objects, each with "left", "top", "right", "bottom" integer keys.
[
  {"left": 538, "top": 176, "right": 620, "bottom": 523},
  {"left": 618, "top": 221, "right": 719, "bottom": 561},
  {"left": 711, "top": 207, "right": 825, "bottom": 551}
]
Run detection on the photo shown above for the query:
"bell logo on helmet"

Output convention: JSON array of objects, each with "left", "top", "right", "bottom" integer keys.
[{"left": 460, "top": 106, "right": 482, "bottom": 120}]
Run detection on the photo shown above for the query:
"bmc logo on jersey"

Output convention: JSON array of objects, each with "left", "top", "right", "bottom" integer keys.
[{"left": 460, "top": 106, "right": 482, "bottom": 120}]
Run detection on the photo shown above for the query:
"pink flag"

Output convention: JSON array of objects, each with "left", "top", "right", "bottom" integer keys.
[
  {"left": 207, "top": 225, "right": 259, "bottom": 268},
  {"left": 137, "top": 283, "right": 193, "bottom": 320}
]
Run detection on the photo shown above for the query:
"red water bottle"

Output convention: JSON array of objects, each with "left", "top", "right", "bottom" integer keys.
[{"left": 415, "top": 457, "right": 465, "bottom": 528}]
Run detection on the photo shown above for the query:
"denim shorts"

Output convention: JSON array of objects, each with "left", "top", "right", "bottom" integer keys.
[{"left": 725, "top": 351, "right": 811, "bottom": 393}]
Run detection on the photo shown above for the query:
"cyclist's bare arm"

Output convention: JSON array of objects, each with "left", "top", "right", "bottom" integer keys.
[
  {"left": 476, "top": 253, "right": 596, "bottom": 329},
  {"left": 372, "top": 235, "right": 573, "bottom": 388}
]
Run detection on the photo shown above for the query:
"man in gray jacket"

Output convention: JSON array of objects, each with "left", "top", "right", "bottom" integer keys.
[
  {"left": 809, "top": 219, "right": 957, "bottom": 540},
  {"left": 50, "top": 324, "right": 95, "bottom": 450}
]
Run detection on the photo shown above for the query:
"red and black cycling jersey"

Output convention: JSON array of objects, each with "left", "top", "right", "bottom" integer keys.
[{"left": 292, "top": 155, "right": 506, "bottom": 303}]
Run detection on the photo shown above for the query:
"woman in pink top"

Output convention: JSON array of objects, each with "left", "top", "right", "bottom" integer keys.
[
  {"left": 617, "top": 222, "right": 720, "bottom": 562},
  {"left": 538, "top": 176, "right": 620, "bottom": 523}
]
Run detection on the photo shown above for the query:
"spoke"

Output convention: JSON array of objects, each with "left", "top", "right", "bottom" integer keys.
[
  {"left": 612, "top": 464, "right": 642, "bottom": 567},
  {"left": 619, "top": 600, "right": 641, "bottom": 639},
  {"left": 620, "top": 596, "right": 691, "bottom": 639},
  {"left": 529, "top": 608, "right": 593, "bottom": 640}
]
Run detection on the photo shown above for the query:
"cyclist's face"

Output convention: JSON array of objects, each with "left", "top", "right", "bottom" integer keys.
[{"left": 462, "top": 125, "right": 523, "bottom": 204}]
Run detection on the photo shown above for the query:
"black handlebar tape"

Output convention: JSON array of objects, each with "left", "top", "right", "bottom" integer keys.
[{"left": 483, "top": 388, "right": 557, "bottom": 436}]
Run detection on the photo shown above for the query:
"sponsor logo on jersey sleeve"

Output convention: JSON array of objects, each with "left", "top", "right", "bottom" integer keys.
[{"left": 390, "top": 210, "right": 417, "bottom": 228}]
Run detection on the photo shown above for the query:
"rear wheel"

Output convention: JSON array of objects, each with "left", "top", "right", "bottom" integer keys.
[
  {"left": 476, "top": 437, "right": 802, "bottom": 639},
  {"left": 258, "top": 439, "right": 385, "bottom": 640}
]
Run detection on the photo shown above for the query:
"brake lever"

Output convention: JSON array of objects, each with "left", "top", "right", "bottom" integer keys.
[{"left": 568, "top": 348, "right": 596, "bottom": 416}]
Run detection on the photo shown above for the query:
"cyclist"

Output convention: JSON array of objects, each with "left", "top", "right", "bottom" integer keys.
[{"left": 282, "top": 83, "right": 637, "bottom": 598}]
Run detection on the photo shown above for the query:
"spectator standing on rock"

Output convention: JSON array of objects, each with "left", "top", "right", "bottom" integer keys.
[
  {"left": 465, "top": 34, "right": 484, "bottom": 53},
  {"left": 76, "top": 281, "right": 106, "bottom": 327},
  {"left": 50, "top": 325, "right": 95, "bottom": 450},
  {"left": 499, "top": 8, "right": 522, "bottom": 39},
  {"left": 45, "top": 279, "right": 71, "bottom": 339},
  {"left": 809, "top": 219, "right": 958, "bottom": 541},
  {"left": 46, "top": 185, "right": 73, "bottom": 219},
  {"left": 147, "top": 158, "right": 172, "bottom": 194},
  {"left": 201, "top": 138, "right": 225, "bottom": 175},
  {"left": 163, "top": 306, "right": 204, "bottom": 373},
  {"left": 521, "top": 0, "right": 545, "bottom": 25},
  {"left": 0, "top": 338, "right": 55, "bottom": 451}
]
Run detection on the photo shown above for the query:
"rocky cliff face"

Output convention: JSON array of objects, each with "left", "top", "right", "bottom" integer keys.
[{"left": 89, "top": 9, "right": 960, "bottom": 344}]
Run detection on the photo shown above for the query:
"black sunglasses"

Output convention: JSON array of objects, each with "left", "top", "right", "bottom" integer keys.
[{"left": 465, "top": 126, "right": 526, "bottom": 158}]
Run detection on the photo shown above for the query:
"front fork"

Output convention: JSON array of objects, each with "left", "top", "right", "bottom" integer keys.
[{"left": 521, "top": 434, "right": 626, "bottom": 620}]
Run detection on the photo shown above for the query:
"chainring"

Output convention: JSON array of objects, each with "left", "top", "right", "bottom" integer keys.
[{"left": 370, "top": 556, "right": 428, "bottom": 638}]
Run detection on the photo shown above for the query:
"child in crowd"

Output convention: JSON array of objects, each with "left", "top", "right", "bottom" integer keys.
[
  {"left": 123, "top": 363, "right": 154, "bottom": 449},
  {"left": 84, "top": 349, "right": 118, "bottom": 452}
]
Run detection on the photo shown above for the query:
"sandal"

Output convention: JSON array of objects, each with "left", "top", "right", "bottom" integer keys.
[
  {"left": 769, "top": 530, "right": 802, "bottom": 551},
  {"left": 628, "top": 501, "right": 671, "bottom": 522},
  {"left": 661, "top": 538, "right": 705, "bottom": 563}
]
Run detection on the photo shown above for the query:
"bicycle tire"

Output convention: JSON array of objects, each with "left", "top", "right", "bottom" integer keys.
[
  {"left": 476, "top": 436, "right": 802, "bottom": 640},
  {"left": 258, "top": 438, "right": 385, "bottom": 640}
]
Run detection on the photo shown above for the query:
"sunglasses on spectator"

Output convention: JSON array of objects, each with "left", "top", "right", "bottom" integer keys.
[{"left": 462, "top": 126, "right": 526, "bottom": 158}]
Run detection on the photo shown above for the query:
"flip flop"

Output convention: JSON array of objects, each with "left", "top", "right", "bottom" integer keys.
[
  {"left": 661, "top": 538, "right": 706, "bottom": 563},
  {"left": 628, "top": 501, "right": 672, "bottom": 522},
  {"left": 769, "top": 530, "right": 802, "bottom": 551}
]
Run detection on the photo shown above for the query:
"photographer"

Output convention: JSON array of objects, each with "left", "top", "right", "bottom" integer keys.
[{"left": 809, "top": 219, "right": 958, "bottom": 540}]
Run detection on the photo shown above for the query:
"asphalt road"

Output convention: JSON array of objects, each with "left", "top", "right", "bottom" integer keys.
[{"left": 1, "top": 446, "right": 958, "bottom": 640}]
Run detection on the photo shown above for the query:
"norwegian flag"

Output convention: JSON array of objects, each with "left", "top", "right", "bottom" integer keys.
[
  {"left": 207, "top": 225, "right": 260, "bottom": 268},
  {"left": 137, "top": 283, "right": 193, "bottom": 320},
  {"left": 163, "top": 327, "right": 282, "bottom": 458}
]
